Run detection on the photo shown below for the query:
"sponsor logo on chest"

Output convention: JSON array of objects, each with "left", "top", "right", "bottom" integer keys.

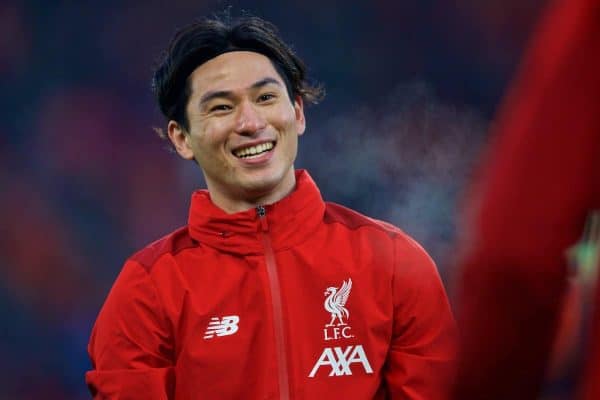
[
  {"left": 309, "top": 344, "right": 373, "bottom": 377},
  {"left": 203, "top": 315, "right": 240, "bottom": 339},
  {"left": 309, "top": 278, "right": 373, "bottom": 378}
]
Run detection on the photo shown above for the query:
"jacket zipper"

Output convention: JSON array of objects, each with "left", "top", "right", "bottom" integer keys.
[{"left": 257, "top": 205, "right": 290, "bottom": 400}]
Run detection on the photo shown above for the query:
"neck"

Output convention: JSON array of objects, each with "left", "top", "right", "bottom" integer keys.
[{"left": 208, "top": 170, "right": 297, "bottom": 214}]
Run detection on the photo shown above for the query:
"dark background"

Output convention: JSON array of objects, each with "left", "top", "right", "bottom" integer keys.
[{"left": 0, "top": 0, "right": 546, "bottom": 398}]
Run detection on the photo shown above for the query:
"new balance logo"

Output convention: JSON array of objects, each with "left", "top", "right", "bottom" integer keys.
[
  {"left": 203, "top": 315, "right": 240, "bottom": 339},
  {"left": 308, "top": 345, "right": 373, "bottom": 377}
]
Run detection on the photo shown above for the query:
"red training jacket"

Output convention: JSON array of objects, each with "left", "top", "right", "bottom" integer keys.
[{"left": 87, "top": 170, "right": 456, "bottom": 399}]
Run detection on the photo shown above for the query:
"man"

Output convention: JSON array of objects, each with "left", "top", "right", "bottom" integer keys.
[
  {"left": 451, "top": 0, "right": 600, "bottom": 398},
  {"left": 86, "top": 16, "right": 456, "bottom": 399}
]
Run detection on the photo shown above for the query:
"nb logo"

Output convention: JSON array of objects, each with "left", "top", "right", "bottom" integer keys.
[
  {"left": 203, "top": 315, "right": 240, "bottom": 339},
  {"left": 308, "top": 345, "right": 373, "bottom": 378}
]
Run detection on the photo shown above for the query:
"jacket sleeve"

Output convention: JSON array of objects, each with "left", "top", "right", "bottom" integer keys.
[
  {"left": 384, "top": 236, "right": 457, "bottom": 399},
  {"left": 86, "top": 260, "right": 175, "bottom": 399}
]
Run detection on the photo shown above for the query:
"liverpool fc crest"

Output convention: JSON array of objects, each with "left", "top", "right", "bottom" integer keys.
[{"left": 324, "top": 278, "right": 352, "bottom": 326}]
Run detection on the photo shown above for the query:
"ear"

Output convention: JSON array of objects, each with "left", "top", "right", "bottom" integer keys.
[
  {"left": 293, "top": 96, "right": 306, "bottom": 136},
  {"left": 167, "top": 120, "right": 195, "bottom": 160}
]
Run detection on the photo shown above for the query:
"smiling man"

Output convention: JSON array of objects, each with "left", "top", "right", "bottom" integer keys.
[
  {"left": 169, "top": 51, "right": 305, "bottom": 213},
  {"left": 86, "top": 16, "right": 456, "bottom": 400}
]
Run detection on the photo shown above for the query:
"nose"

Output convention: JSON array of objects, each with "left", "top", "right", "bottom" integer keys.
[{"left": 234, "top": 100, "right": 267, "bottom": 136}]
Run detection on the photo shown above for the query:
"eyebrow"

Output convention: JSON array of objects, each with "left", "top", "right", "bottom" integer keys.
[
  {"left": 199, "top": 77, "right": 283, "bottom": 105},
  {"left": 250, "top": 77, "right": 282, "bottom": 90}
]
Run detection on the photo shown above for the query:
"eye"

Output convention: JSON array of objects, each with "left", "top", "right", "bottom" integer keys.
[
  {"left": 210, "top": 104, "right": 232, "bottom": 112},
  {"left": 257, "top": 93, "right": 276, "bottom": 102}
]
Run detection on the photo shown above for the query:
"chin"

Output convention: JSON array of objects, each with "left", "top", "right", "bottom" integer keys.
[
  {"left": 239, "top": 169, "right": 287, "bottom": 195},
  {"left": 240, "top": 176, "right": 278, "bottom": 193}
]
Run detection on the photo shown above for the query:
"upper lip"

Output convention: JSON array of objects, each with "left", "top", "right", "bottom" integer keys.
[{"left": 231, "top": 139, "right": 276, "bottom": 153}]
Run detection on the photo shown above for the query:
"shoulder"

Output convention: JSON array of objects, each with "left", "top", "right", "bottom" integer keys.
[
  {"left": 98, "top": 226, "right": 196, "bottom": 316},
  {"left": 129, "top": 225, "right": 198, "bottom": 272},
  {"left": 324, "top": 202, "right": 433, "bottom": 261},
  {"left": 324, "top": 201, "right": 410, "bottom": 240}
]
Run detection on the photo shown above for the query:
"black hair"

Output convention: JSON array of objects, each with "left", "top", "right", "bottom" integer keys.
[{"left": 152, "top": 15, "right": 324, "bottom": 133}]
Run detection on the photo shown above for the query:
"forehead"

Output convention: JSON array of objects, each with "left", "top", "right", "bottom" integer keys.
[{"left": 188, "top": 51, "right": 285, "bottom": 96}]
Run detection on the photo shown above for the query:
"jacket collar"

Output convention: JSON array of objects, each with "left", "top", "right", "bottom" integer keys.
[{"left": 187, "top": 170, "right": 325, "bottom": 255}]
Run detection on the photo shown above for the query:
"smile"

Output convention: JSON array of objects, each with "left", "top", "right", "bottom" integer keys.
[{"left": 233, "top": 141, "right": 275, "bottom": 158}]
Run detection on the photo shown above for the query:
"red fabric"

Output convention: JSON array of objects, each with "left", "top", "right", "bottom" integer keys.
[
  {"left": 451, "top": 0, "right": 600, "bottom": 397},
  {"left": 87, "top": 170, "right": 456, "bottom": 399}
]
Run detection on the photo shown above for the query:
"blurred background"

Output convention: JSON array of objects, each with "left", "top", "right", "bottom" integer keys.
[{"left": 0, "top": 0, "right": 548, "bottom": 398}]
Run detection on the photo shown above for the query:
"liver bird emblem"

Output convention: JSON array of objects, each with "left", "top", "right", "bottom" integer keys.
[{"left": 324, "top": 278, "right": 352, "bottom": 326}]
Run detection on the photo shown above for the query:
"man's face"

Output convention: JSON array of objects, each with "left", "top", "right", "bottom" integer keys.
[{"left": 169, "top": 51, "right": 306, "bottom": 212}]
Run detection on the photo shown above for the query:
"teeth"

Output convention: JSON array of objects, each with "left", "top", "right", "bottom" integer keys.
[{"left": 234, "top": 142, "right": 274, "bottom": 158}]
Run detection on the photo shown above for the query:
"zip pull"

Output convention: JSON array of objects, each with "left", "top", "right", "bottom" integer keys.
[{"left": 256, "top": 205, "right": 269, "bottom": 231}]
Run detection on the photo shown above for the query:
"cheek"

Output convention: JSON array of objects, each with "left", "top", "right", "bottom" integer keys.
[
  {"left": 270, "top": 107, "right": 299, "bottom": 131},
  {"left": 280, "top": 128, "right": 299, "bottom": 160},
  {"left": 207, "top": 117, "right": 236, "bottom": 133},
  {"left": 192, "top": 121, "right": 230, "bottom": 149}
]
